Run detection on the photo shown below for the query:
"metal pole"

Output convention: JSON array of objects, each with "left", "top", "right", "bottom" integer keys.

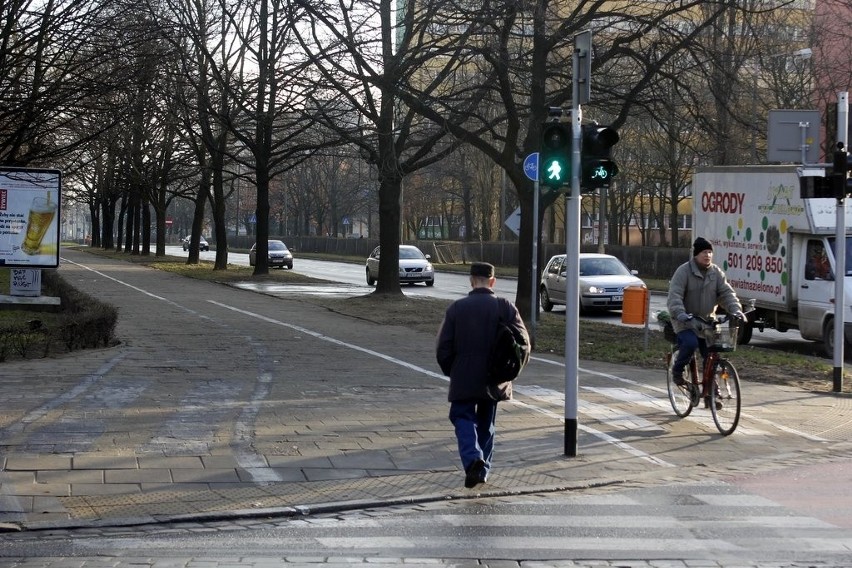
[
  {"left": 501, "top": 170, "right": 507, "bottom": 241},
  {"left": 564, "top": 48, "right": 582, "bottom": 457},
  {"left": 531, "top": 178, "right": 540, "bottom": 344},
  {"left": 597, "top": 186, "right": 606, "bottom": 253},
  {"left": 833, "top": 91, "right": 848, "bottom": 393}
]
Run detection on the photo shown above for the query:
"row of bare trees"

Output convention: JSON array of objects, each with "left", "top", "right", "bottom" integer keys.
[{"left": 3, "top": 0, "right": 850, "bottom": 322}]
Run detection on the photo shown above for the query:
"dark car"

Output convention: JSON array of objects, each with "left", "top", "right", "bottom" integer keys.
[
  {"left": 182, "top": 236, "right": 209, "bottom": 252},
  {"left": 249, "top": 240, "right": 293, "bottom": 269}
]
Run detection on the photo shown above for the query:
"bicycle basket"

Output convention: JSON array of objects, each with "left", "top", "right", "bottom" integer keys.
[{"left": 708, "top": 324, "right": 738, "bottom": 352}]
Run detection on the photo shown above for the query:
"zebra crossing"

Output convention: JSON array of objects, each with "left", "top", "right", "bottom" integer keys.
[
  {"left": 199, "top": 482, "right": 852, "bottom": 564},
  {"left": 4, "top": 481, "right": 850, "bottom": 567},
  {"left": 516, "top": 359, "right": 838, "bottom": 442}
]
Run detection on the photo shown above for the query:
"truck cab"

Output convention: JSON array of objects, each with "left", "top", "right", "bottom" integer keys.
[{"left": 795, "top": 236, "right": 852, "bottom": 353}]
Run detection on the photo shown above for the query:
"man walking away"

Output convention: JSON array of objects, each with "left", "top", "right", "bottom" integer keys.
[{"left": 436, "top": 262, "right": 529, "bottom": 489}]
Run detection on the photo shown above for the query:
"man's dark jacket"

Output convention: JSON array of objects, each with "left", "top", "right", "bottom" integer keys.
[{"left": 436, "top": 287, "right": 529, "bottom": 402}]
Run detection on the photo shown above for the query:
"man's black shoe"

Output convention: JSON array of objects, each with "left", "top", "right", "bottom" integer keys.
[
  {"left": 672, "top": 373, "right": 686, "bottom": 386},
  {"left": 704, "top": 396, "right": 723, "bottom": 410},
  {"left": 464, "top": 459, "right": 486, "bottom": 489}
]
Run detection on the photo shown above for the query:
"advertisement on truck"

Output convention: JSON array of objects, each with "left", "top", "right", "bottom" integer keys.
[{"left": 693, "top": 165, "right": 852, "bottom": 354}]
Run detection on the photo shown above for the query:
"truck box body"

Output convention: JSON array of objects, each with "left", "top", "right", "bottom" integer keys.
[{"left": 693, "top": 165, "right": 852, "bottom": 351}]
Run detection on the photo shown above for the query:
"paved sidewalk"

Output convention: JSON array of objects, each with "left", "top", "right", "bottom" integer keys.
[{"left": 2, "top": 248, "right": 851, "bottom": 533}]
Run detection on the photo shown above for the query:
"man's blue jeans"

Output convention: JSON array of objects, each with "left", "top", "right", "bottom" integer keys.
[
  {"left": 672, "top": 329, "right": 707, "bottom": 378},
  {"left": 449, "top": 399, "right": 498, "bottom": 479}
]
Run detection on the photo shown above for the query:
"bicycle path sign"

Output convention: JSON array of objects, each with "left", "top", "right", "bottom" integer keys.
[{"left": 523, "top": 153, "right": 539, "bottom": 182}]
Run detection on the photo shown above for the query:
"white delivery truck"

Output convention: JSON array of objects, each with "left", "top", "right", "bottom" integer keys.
[{"left": 692, "top": 165, "right": 852, "bottom": 355}]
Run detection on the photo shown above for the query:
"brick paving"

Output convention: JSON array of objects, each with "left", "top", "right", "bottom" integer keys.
[{"left": 1, "top": 247, "right": 852, "bottom": 535}]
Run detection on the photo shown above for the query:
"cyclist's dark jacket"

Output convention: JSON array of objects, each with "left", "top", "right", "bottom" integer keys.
[{"left": 667, "top": 257, "right": 741, "bottom": 335}]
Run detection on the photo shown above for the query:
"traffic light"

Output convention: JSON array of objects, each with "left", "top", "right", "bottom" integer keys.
[
  {"left": 581, "top": 124, "right": 619, "bottom": 191},
  {"left": 799, "top": 174, "right": 835, "bottom": 199},
  {"left": 832, "top": 142, "right": 851, "bottom": 198},
  {"left": 800, "top": 143, "right": 852, "bottom": 199},
  {"left": 539, "top": 122, "right": 571, "bottom": 189}
]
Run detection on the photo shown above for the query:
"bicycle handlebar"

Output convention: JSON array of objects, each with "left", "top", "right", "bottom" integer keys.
[{"left": 692, "top": 312, "right": 745, "bottom": 327}]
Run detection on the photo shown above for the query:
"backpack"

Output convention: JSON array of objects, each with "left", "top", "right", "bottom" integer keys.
[{"left": 488, "top": 298, "right": 530, "bottom": 384}]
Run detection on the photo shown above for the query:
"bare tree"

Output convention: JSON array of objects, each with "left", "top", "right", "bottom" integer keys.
[
  {"left": 0, "top": 0, "right": 136, "bottom": 166},
  {"left": 388, "top": 0, "right": 735, "bottom": 322},
  {"left": 288, "top": 0, "right": 477, "bottom": 295},
  {"left": 812, "top": 0, "right": 852, "bottom": 155}
]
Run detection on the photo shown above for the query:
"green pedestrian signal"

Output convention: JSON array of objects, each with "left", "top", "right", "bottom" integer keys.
[
  {"left": 539, "top": 122, "right": 571, "bottom": 189},
  {"left": 544, "top": 157, "right": 565, "bottom": 182}
]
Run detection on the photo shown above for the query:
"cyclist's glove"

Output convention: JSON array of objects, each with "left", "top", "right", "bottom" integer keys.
[{"left": 676, "top": 312, "right": 693, "bottom": 322}]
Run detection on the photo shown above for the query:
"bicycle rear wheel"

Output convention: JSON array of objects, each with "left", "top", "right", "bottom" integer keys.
[
  {"left": 666, "top": 348, "right": 694, "bottom": 418},
  {"left": 711, "top": 360, "right": 741, "bottom": 435}
]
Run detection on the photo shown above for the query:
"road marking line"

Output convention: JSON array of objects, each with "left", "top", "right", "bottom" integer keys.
[
  {"left": 534, "top": 357, "right": 829, "bottom": 441},
  {"left": 209, "top": 300, "right": 674, "bottom": 467},
  {"left": 60, "top": 258, "right": 281, "bottom": 482},
  {"left": 0, "top": 352, "right": 128, "bottom": 516}
]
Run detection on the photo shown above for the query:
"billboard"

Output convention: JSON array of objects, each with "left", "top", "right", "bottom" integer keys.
[{"left": 0, "top": 167, "right": 62, "bottom": 269}]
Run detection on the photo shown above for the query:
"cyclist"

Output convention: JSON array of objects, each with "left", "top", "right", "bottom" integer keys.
[{"left": 667, "top": 237, "right": 745, "bottom": 409}]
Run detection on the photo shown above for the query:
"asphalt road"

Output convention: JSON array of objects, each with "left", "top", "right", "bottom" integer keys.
[{"left": 168, "top": 245, "right": 818, "bottom": 354}]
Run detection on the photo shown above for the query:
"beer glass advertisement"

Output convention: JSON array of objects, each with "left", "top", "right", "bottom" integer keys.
[{"left": 0, "top": 167, "right": 62, "bottom": 269}]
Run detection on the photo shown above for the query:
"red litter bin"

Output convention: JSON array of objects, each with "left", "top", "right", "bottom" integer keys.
[{"left": 621, "top": 286, "right": 648, "bottom": 325}]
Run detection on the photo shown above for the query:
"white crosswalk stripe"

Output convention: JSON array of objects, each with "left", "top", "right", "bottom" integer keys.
[
  {"left": 80, "top": 484, "right": 845, "bottom": 566},
  {"left": 518, "top": 383, "right": 772, "bottom": 437}
]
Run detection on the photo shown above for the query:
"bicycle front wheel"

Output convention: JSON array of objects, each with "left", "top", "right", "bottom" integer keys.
[
  {"left": 711, "top": 359, "right": 741, "bottom": 435},
  {"left": 666, "top": 348, "right": 693, "bottom": 418}
]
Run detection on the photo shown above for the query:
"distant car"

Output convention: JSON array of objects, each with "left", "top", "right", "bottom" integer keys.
[
  {"left": 540, "top": 253, "right": 645, "bottom": 313},
  {"left": 249, "top": 239, "right": 293, "bottom": 269},
  {"left": 182, "top": 236, "right": 209, "bottom": 252},
  {"left": 366, "top": 245, "right": 435, "bottom": 286}
]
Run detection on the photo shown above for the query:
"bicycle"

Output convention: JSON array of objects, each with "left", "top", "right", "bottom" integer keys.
[{"left": 660, "top": 313, "right": 742, "bottom": 436}]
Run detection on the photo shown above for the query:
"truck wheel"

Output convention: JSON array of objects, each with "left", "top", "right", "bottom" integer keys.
[{"left": 737, "top": 324, "right": 753, "bottom": 345}]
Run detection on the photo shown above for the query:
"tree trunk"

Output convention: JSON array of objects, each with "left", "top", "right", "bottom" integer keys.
[{"left": 188, "top": 167, "right": 211, "bottom": 265}]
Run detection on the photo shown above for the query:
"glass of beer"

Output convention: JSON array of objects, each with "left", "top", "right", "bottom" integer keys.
[{"left": 21, "top": 195, "right": 57, "bottom": 255}]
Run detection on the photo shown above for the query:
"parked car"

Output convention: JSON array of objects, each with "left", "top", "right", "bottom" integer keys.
[
  {"left": 540, "top": 253, "right": 645, "bottom": 313},
  {"left": 182, "top": 236, "right": 209, "bottom": 252},
  {"left": 366, "top": 245, "right": 435, "bottom": 286},
  {"left": 249, "top": 240, "right": 293, "bottom": 269}
]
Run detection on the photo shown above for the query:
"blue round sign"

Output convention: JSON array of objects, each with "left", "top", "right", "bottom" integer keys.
[{"left": 523, "top": 153, "right": 539, "bottom": 182}]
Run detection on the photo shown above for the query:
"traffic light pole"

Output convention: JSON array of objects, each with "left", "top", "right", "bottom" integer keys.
[
  {"left": 531, "top": 177, "right": 540, "bottom": 344},
  {"left": 833, "top": 91, "right": 848, "bottom": 393},
  {"left": 564, "top": 46, "right": 583, "bottom": 458}
]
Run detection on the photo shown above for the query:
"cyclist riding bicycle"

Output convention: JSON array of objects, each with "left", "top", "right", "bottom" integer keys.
[{"left": 667, "top": 237, "right": 746, "bottom": 409}]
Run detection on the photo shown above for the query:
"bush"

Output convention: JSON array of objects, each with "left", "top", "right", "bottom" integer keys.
[{"left": 0, "top": 270, "right": 118, "bottom": 362}]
